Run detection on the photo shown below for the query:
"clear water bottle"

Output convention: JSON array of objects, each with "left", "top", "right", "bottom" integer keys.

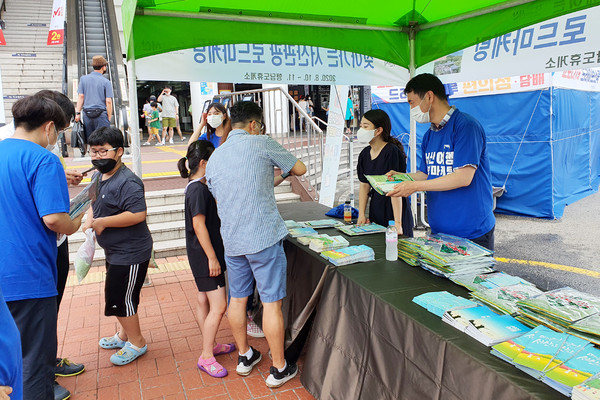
[
  {"left": 386, "top": 220, "right": 398, "bottom": 261},
  {"left": 344, "top": 201, "right": 352, "bottom": 223}
]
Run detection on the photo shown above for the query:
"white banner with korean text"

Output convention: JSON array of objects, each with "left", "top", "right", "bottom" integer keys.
[
  {"left": 136, "top": 45, "right": 408, "bottom": 85},
  {"left": 417, "top": 6, "right": 600, "bottom": 83},
  {"left": 319, "top": 85, "right": 348, "bottom": 208}
]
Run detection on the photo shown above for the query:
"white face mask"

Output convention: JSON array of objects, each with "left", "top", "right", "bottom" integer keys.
[
  {"left": 207, "top": 114, "right": 223, "bottom": 129},
  {"left": 410, "top": 96, "right": 431, "bottom": 124},
  {"left": 356, "top": 128, "right": 376, "bottom": 144}
]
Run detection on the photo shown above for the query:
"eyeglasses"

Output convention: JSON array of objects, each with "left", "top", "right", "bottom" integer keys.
[
  {"left": 89, "top": 147, "right": 117, "bottom": 157},
  {"left": 253, "top": 120, "right": 266, "bottom": 133}
]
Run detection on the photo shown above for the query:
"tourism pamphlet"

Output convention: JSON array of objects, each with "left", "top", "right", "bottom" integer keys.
[
  {"left": 297, "top": 234, "right": 327, "bottom": 245},
  {"left": 412, "top": 291, "right": 477, "bottom": 317},
  {"left": 570, "top": 315, "right": 600, "bottom": 340},
  {"left": 451, "top": 271, "right": 535, "bottom": 292},
  {"left": 511, "top": 328, "right": 568, "bottom": 379},
  {"left": 442, "top": 306, "right": 500, "bottom": 333},
  {"left": 284, "top": 220, "right": 305, "bottom": 229},
  {"left": 335, "top": 223, "right": 387, "bottom": 236},
  {"left": 69, "top": 175, "right": 100, "bottom": 219},
  {"left": 288, "top": 227, "right": 318, "bottom": 237},
  {"left": 320, "top": 245, "right": 375, "bottom": 266},
  {"left": 517, "top": 287, "right": 600, "bottom": 325},
  {"left": 543, "top": 347, "right": 600, "bottom": 396},
  {"left": 308, "top": 235, "right": 350, "bottom": 252},
  {"left": 470, "top": 284, "right": 544, "bottom": 316},
  {"left": 303, "top": 219, "right": 344, "bottom": 229},
  {"left": 364, "top": 173, "right": 414, "bottom": 195},
  {"left": 572, "top": 373, "right": 600, "bottom": 400},
  {"left": 491, "top": 326, "right": 548, "bottom": 364},
  {"left": 544, "top": 335, "right": 591, "bottom": 373},
  {"left": 464, "top": 314, "right": 530, "bottom": 346}
]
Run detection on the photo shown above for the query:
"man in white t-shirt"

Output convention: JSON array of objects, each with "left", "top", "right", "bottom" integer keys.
[{"left": 157, "top": 86, "right": 179, "bottom": 145}]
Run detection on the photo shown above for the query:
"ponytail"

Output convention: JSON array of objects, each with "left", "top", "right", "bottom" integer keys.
[
  {"left": 177, "top": 157, "right": 189, "bottom": 178},
  {"left": 179, "top": 140, "right": 215, "bottom": 180}
]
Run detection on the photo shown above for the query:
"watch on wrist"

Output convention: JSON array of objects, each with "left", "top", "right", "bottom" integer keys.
[{"left": 281, "top": 172, "right": 291, "bottom": 179}]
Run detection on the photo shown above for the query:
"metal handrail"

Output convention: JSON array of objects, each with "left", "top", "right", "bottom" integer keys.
[
  {"left": 213, "top": 87, "right": 324, "bottom": 200},
  {"left": 99, "top": 0, "right": 124, "bottom": 132}
]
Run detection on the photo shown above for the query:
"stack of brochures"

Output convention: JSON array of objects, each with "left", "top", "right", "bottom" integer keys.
[
  {"left": 442, "top": 305, "right": 530, "bottom": 346},
  {"left": 297, "top": 234, "right": 327, "bottom": 245},
  {"left": 284, "top": 220, "right": 305, "bottom": 229},
  {"left": 412, "top": 291, "right": 477, "bottom": 317},
  {"left": 335, "top": 223, "right": 387, "bottom": 236},
  {"left": 288, "top": 227, "right": 318, "bottom": 237},
  {"left": 303, "top": 219, "right": 344, "bottom": 229},
  {"left": 397, "top": 238, "right": 422, "bottom": 266},
  {"left": 470, "top": 284, "right": 545, "bottom": 316},
  {"left": 572, "top": 373, "right": 600, "bottom": 400},
  {"left": 451, "top": 271, "right": 536, "bottom": 292},
  {"left": 491, "top": 324, "right": 600, "bottom": 396},
  {"left": 442, "top": 306, "right": 531, "bottom": 346},
  {"left": 516, "top": 288, "right": 600, "bottom": 333},
  {"left": 569, "top": 315, "right": 600, "bottom": 346},
  {"left": 308, "top": 235, "right": 349, "bottom": 252},
  {"left": 320, "top": 245, "right": 375, "bottom": 266},
  {"left": 364, "top": 173, "right": 414, "bottom": 195}
]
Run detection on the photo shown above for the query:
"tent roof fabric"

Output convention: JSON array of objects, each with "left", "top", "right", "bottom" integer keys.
[{"left": 123, "top": 0, "right": 600, "bottom": 67}]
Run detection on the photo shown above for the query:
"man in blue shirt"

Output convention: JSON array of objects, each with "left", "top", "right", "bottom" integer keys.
[
  {"left": 388, "top": 73, "right": 496, "bottom": 250},
  {"left": 206, "top": 101, "right": 306, "bottom": 388},
  {"left": 74, "top": 55, "right": 114, "bottom": 151},
  {"left": 0, "top": 96, "right": 84, "bottom": 399}
]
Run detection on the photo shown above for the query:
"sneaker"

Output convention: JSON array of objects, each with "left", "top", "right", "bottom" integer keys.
[
  {"left": 142, "top": 141, "right": 152, "bottom": 146},
  {"left": 55, "top": 358, "right": 85, "bottom": 377},
  {"left": 99, "top": 333, "right": 126, "bottom": 349},
  {"left": 110, "top": 342, "right": 147, "bottom": 366},
  {"left": 155, "top": 141, "right": 164, "bottom": 146},
  {"left": 54, "top": 381, "right": 71, "bottom": 400},
  {"left": 265, "top": 363, "right": 298, "bottom": 388},
  {"left": 236, "top": 347, "right": 262, "bottom": 376},
  {"left": 247, "top": 320, "right": 265, "bottom": 338},
  {"left": 169, "top": 139, "right": 174, "bottom": 144},
  {"left": 181, "top": 136, "right": 186, "bottom": 141}
]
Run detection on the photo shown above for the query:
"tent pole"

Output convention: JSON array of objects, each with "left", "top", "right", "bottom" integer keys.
[
  {"left": 408, "top": 24, "right": 419, "bottom": 226},
  {"left": 127, "top": 50, "right": 142, "bottom": 178}
]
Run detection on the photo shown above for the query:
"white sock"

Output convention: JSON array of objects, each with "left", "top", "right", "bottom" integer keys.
[
  {"left": 127, "top": 342, "right": 144, "bottom": 351},
  {"left": 240, "top": 348, "right": 253, "bottom": 359},
  {"left": 277, "top": 361, "right": 287, "bottom": 373}
]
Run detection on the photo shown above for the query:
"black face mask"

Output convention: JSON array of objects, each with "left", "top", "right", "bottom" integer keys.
[{"left": 92, "top": 158, "right": 117, "bottom": 174}]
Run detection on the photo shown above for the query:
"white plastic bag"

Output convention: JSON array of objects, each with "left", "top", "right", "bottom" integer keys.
[{"left": 75, "top": 228, "right": 96, "bottom": 283}]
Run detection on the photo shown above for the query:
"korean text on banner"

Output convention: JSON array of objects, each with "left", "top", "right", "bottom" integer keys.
[
  {"left": 47, "top": 0, "right": 65, "bottom": 45},
  {"left": 319, "top": 85, "right": 348, "bottom": 208}
]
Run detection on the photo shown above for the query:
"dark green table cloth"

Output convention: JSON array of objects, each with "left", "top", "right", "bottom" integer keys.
[{"left": 277, "top": 203, "right": 562, "bottom": 400}]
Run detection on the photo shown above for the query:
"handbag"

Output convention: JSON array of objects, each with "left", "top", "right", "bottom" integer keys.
[{"left": 70, "top": 121, "right": 87, "bottom": 155}]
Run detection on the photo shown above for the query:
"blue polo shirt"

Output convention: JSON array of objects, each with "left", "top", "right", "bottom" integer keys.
[
  {"left": 206, "top": 129, "right": 298, "bottom": 256},
  {"left": 78, "top": 71, "right": 113, "bottom": 110},
  {"left": 0, "top": 138, "right": 70, "bottom": 301},
  {"left": 0, "top": 287, "right": 22, "bottom": 400},
  {"left": 419, "top": 109, "right": 495, "bottom": 239}
]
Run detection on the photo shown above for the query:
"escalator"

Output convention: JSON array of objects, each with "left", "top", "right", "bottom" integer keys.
[{"left": 66, "top": 0, "right": 129, "bottom": 140}]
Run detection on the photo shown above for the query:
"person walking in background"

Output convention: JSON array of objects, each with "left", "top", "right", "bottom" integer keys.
[
  {"left": 143, "top": 102, "right": 163, "bottom": 146},
  {"left": 82, "top": 127, "right": 153, "bottom": 366},
  {"left": 0, "top": 95, "right": 83, "bottom": 399},
  {"left": 74, "top": 55, "right": 113, "bottom": 154},
  {"left": 157, "top": 86, "right": 179, "bottom": 145},
  {"left": 345, "top": 90, "right": 354, "bottom": 134},
  {"left": 141, "top": 97, "right": 153, "bottom": 142},
  {"left": 178, "top": 140, "right": 236, "bottom": 378},
  {"left": 356, "top": 109, "right": 413, "bottom": 237},
  {"left": 387, "top": 73, "right": 495, "bottom": 250},
  {"left": 206, "top": 101, "right": 306, "bottom": 388}
]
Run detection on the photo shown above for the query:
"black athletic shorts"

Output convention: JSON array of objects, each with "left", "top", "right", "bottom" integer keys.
[
  {"left": 194, "top": 274, "right": 226, "bottom": 292},
  {"left": 104, "top": 260, "right": 149, "bottom": 317}
]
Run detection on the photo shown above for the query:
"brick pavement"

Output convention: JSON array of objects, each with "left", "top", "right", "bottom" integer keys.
[{"left": 56, "top": 258, "right": 316, "bottom": 400}]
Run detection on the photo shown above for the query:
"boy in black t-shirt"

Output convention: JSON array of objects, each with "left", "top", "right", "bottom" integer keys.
[{"left": 82, "top": 127, "right": 153, "bottom": 366}]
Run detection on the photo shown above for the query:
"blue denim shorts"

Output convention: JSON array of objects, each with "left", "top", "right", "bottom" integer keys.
[{"left": 225, "top": 240, "right": 287, "bottom": 303}]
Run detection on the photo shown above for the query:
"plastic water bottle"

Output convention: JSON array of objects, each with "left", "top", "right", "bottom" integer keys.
[
  {"left": 344, "top": 201, "right": 352, "bottom": 223},
  {"left": 386, "top": 220, "right": 398, "bottom": 261}
]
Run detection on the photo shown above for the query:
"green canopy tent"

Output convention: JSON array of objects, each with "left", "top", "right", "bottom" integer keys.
[{"left": 121, "top": 0, "right": 600, "bottom": 191}]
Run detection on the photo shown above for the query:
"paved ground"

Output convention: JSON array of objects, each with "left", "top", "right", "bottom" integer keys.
[{"left": 57, "top": 259, "right": 314, "bottom": 400}]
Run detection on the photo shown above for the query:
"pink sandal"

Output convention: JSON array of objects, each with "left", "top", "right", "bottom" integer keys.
[
  {"left": 197, "top": 356, "right": 228, "bottom": 378},
  {"left": 213, "top": 343, "right": 236, "bottom": 356}
]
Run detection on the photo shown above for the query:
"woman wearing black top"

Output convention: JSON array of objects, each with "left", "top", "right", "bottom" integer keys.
[{"left": 356, "top": 109, "right": 414, "bottom": 237}]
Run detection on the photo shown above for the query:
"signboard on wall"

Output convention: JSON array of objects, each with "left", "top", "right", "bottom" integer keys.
[{"left": 47, "top": 0, "right": 65, "bottom": 45}]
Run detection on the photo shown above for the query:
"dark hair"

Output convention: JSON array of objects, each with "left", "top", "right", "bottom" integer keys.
[
  {"left": 404, "top": 73, "right": 448, "bottom": 101},
  {"left": 150, "top": 101, "right": 158, "bottom": 108},
  {"left": 178, "top": 140, "right": 215, "bottom": 179},
  {"left": 87, "top": 126, "right": 124, "bottom": 148},
  {"left": 92, "top": 65, "right": 104, "bottom": 71},
  {"left": 363, "top": 109, "right": 407, "bottom": 159},
  {"left": 205, "top": 102, "right": 229, "bottom": 143},
  {"left": 34, "top": 90, "right": 76, "bottom": 123},
  {"left": 12, "top": 95, "right": 67, "bottom": 132},
  {"left": 230, "top": 101, "right": 262, "bottom": 126}
]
